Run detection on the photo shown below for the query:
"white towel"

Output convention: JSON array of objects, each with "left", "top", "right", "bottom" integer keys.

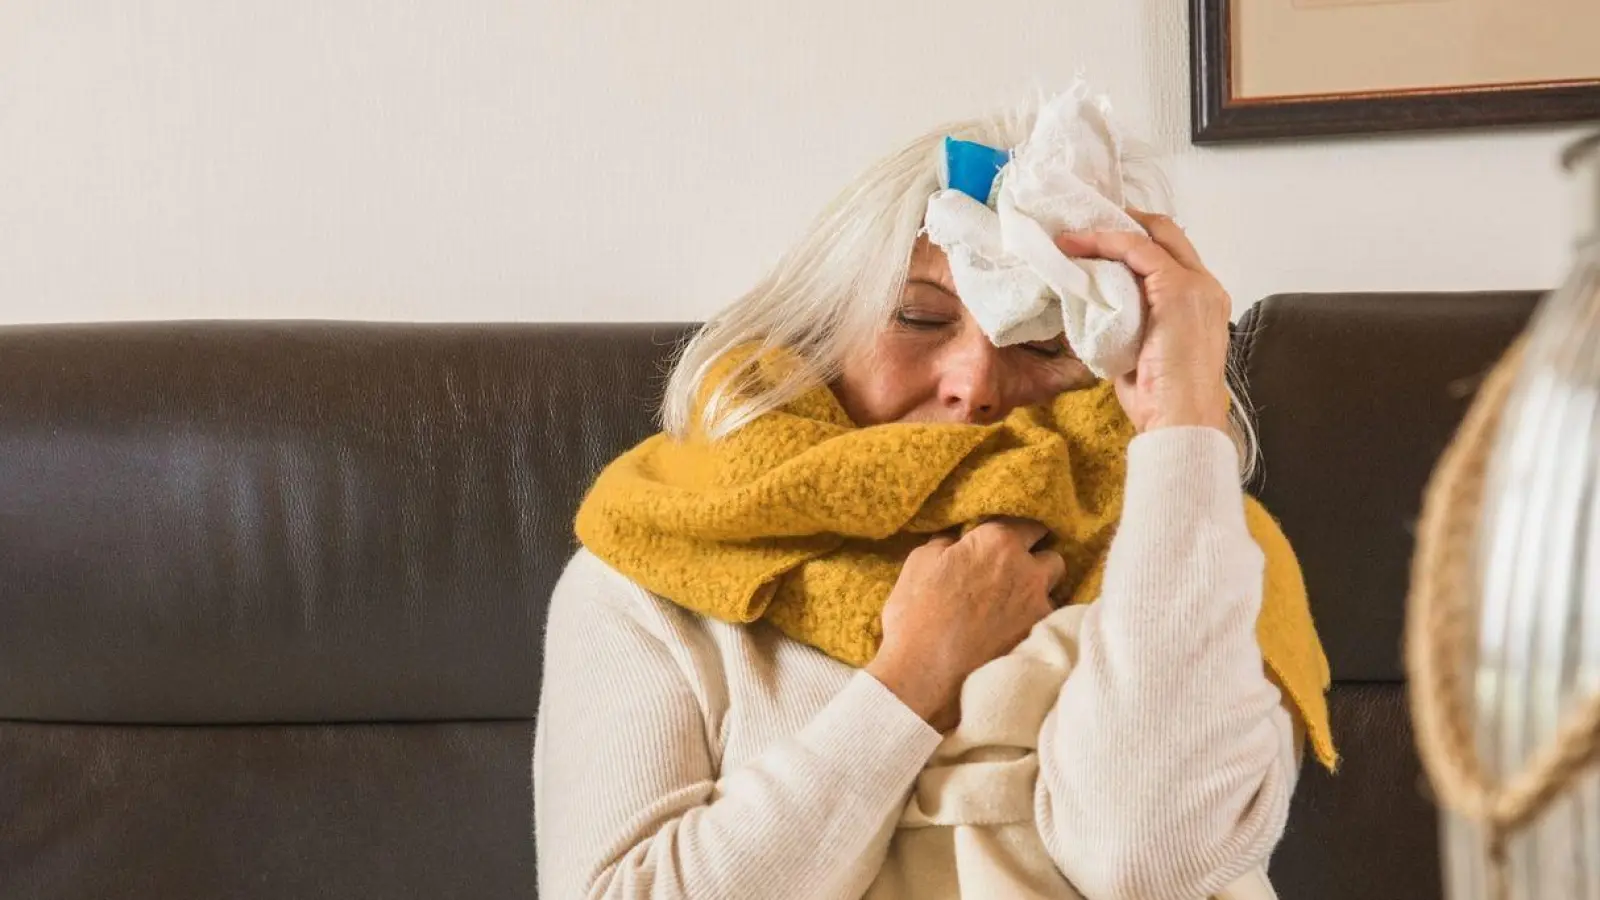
[{"left": 923, "top": 83, "right": 1149, "bottom": 379}]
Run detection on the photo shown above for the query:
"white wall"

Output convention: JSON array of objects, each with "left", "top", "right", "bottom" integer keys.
[{"left": 0, "top": 0, "right": 1587, "bottom": 324}]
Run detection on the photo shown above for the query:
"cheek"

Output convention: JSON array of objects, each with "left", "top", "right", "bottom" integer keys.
[
  {"left": 1007, "top": 357, "right": 1095, "bottom": 406},
  {"left": 836, "top": 339, "right": 940, "bottom": 425}
]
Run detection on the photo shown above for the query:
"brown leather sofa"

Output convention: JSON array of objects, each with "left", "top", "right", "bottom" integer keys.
[{"left": 0, "top": 291, "right": 1539, "bottom": 899}]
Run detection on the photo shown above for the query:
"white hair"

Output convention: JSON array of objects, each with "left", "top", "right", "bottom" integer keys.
[{"left": 660, "top": 97, "right": 1260, "bottom": 484}]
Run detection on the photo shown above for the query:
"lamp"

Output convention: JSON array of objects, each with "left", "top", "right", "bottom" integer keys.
[{"left": 1410, "top": 130, "right": 1600, "bottom": 900}]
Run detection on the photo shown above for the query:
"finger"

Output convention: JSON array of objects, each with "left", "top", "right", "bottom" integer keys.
[
  {"left": 906, "top": 533, "right": 955, "bottom": 570},
  {"left": 1052, "top": 230, "right": 1178, "bottom": 279},
  {"left": 996, "top": 516, "right": 1051, "bottom": 551},
  {"left": 969, "top": 516, "right": 1051, "bottom": 551},
  {"left": 1033, "top": 549, "right": 1067, "bottom": 596},
  {"left": 1124, "top": 208, "right": 1206, "bottom": 272}
]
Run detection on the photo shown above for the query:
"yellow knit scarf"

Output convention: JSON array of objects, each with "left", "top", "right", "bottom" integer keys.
[{"left": 576, "top": 354, "right": 1336, "bottom": 770}]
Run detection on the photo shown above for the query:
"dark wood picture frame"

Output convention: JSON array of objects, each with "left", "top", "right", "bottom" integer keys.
[{"left": 1190, "top": 0, "right": 1600, "bottom": 144}]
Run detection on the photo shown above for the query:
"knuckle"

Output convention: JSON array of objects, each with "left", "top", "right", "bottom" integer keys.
[
  {"left": 1004, "top": 527, "right": 1044, "bottom": 556},
  {"left": 1035, "top": 559, "right": 1064, "bottom": 588},
  {"left": 973, "top": 521, "right": 1017, "bottom": 548},
  {"left": 961, "top": 525, "right": 996, "bottom": 552}
]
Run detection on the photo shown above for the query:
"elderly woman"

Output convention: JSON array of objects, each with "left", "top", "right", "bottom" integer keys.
[{"left": 534, "top": 88, "right": 1334, "bottom": 900}]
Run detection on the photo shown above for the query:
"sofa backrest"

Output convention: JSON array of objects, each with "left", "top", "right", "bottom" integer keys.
[
  {"left": 0, "top": 322, "right": 692, "bottom": 898},
  {"left": 0, "top": 293, "right": 1539, "bottom": 898},
  {"left": 1238, "top": 291, "right": 1538, "bottom": 898}
]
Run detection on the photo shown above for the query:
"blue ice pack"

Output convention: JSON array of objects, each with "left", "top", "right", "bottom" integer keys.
[{"left": 942, "top": 136, "right": 1010, "bottom": 206}]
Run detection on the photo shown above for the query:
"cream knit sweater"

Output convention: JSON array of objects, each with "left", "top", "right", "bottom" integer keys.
[{"left": 534, "top": 427, "right": 1301, "bottom": 900}]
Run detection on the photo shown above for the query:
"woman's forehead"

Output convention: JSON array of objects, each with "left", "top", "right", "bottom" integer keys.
[{"left": 907, "top": 237, "right": 955, "bottom": 289}]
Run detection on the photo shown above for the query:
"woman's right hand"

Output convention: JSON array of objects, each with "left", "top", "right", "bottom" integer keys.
[
  {"left": 1055, "top": 210, "right": 1233, "bottom": 435},
  {"left": 866, "top": 519, "right": 1064, "bottom": 731}
]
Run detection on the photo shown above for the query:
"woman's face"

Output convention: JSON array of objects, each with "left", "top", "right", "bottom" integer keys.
[{"left": 833, "top": 237, "right": 1095, "bottom": 426}]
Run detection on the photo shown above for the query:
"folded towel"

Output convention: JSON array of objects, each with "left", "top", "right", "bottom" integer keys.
[{"left": 923, "top": 83, "right": 1149, "bottom": 378}]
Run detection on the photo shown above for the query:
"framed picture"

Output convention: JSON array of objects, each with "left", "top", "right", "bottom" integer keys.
[{"left": 1190, "top": 0, "right": 1600, "bottom": 144}]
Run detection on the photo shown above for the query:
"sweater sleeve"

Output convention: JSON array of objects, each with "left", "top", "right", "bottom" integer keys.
[
  {"left": 534, "top": 556, "right": 944, "bottom": 900},
  {"left": 1034, "top": 427, "right": 1301, "bottom": 900}
]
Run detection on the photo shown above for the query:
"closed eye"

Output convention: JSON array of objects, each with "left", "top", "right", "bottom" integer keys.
[
  {"left": 895, "top": 311, "right": 954, "bottom": 330},
  {"left": 1021, "top": 338, "right": 1068, "bottom": 359}
]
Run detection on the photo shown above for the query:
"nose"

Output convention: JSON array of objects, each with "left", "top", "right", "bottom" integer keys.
[{"left": 939, "top": 330, "right": 1005, "bottom": 424}]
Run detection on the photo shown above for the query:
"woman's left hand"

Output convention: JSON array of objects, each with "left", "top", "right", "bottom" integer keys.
[{"left": 1054, "top": 209, "right": 1232, "bottom": 434}]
